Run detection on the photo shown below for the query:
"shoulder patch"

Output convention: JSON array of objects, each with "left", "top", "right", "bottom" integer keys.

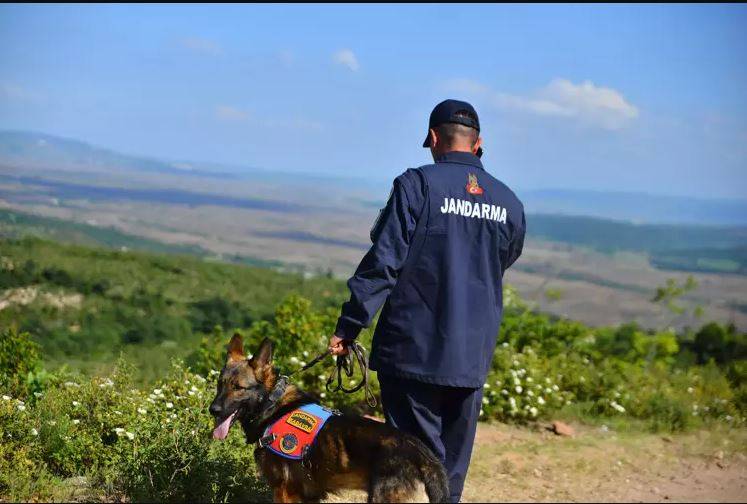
[{"left": 466, "top": 173, "right": 484, "bottom": 196}]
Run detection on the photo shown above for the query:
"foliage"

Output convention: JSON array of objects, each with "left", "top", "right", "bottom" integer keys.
[{"left": 1, "top": 237, "right": 746, "bottom": 501}]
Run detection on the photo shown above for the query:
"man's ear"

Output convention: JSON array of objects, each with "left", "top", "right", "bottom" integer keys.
[
  {"left": 472, "top": 136, "right": 483, "bottom": 156},
  {"left": 251, "top": 338, "right": 274, "bottom": 367},
  {"left": 227, "top": 333, "right": 245, "bottom": 363},
  {"left": 429, "top": 128, "right": 438, "bottom": 149}
]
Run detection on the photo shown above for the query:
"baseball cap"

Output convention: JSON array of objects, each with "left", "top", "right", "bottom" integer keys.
[{"left": 422, "top": 99, "right": 480, "bottom": 148}]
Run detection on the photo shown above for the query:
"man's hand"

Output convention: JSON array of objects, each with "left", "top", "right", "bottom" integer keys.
[{"left": 328, "top": 335, "right": 350, "bottom": 356}]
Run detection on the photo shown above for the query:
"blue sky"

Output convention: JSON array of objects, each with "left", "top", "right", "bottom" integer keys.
[{"left": 1, "top": 3, "right": 745, "bottom": 198}]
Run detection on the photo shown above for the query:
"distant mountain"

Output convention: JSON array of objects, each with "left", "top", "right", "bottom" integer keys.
[
  {"left": 2, "top": 130, "right": 745, "bottom": 226},
  {"left": 519, "top": 188, "right": 747, "bottom": 226},
  {"left": 0, "top": 130, "right": 239, "bottom": 178}
]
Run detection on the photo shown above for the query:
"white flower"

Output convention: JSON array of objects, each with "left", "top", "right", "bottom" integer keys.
[
  {"left": 552, "top": 384, "right": 560, "bottom": 392},
  {"left": 114, "top": 410, "right": 122, "bottom": 415},
  {"left": 290, "top": 357, "right": 300, "bottom": 364},
  {"left": 137, "top": 408, "right": 147, "bottom": 415},
  {"left": 526, "top": 377, "right": 533, "bottom": 383},
  {"left": 495, "top": 380, "right": 502, "bottom": 386},
  {"left": 320, "top": 393, "right": 326, "bottom": 399},
  {"left": 126, "top": 431, "right": 135, "bottom": 440},
  {"left": 187, "top": 390, "right": 195, "bottom": 396},
  {"left": 195, "top": 375, "right": 206, "bottom": 383},
  {"left": 538, "top": 397, "right": 546, "bottom": 405},
  {"left": 502, "top": 342, "right": 509, "bottom": 347},
  {"left": 501, "top": 389, "right": 509, "bottom": 396},
  {"left": 2, "top": 395, "right": 10, "bottom": 401},
  {"left": 545, "top": 377, "right": 552, "bottom": 384},
  {"left": 31, "top": 428, "right": 38, "bottom": 436},
  {"left": 687, "top": 387, "right": 694, "bottom": 394},
  {"left": 165, "top": 402, "right": 173, "bottom": 409},
  {"left": 303, "top": 351, "right": 309, "bottom": 357},
  {"left": 483, "top": 383, "right": 491, "bottom": 389},
  {"left": 482, "top": 397, "right": 489, "bottom": 405},
  {"left": 33, "top": 392, "right": 43, "bottom": 398},
  {"left": 209, "top": 370, "right": 219, "bottom": 376},
  {"left": 48, "top": 420, "right": 56, "bottom": 426},
  {"left": 512, "top": 360, "right": 520, "bottom": 367},
  {"left": 64, "top": 381, "right": 79, "bottom": 387},
  {"left": 611, "top": 401, "right": 626, "bottom": 413},
  {"left": 527, "top": 390, "right": 534, "bottom": 397},
  {"left": 114, "top": 428, "right": 125, "bottom": 436},
  {"left": 529, "top": 407, "right": 538, "bottom": 417},
  {"left": 72, "top": 419, "right": 80, "bottom": 425},
  {"left": 17, "top": 404, "right": 26, "bottom": 412},
  {"left": 515, "top": 385, "right": 523, "bottom": 394},
  {"left": 509, "top": 397, "right": 517, "bottom": 407},
  {"left": 153, "top": 388, "right": 163, "bottom": 396},
  {"left": 170, "top": 413, "right": 177, "bottom": 419},
  {"left": 72, "top": 401, "right": 80, "bottom": 407},
  {"left": 479, "top": 408, "right": 484, "bottom": 416},
  {"left": 300, "top": 362, "right": 307, "bottom": 367},
  {"left": 190, "top": 385, "right": 198, "bottom": 392}
]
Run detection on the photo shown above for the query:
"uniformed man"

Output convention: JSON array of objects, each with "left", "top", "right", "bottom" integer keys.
[{"left": 328, "top": 99, "right": 525, "bottom": 503}]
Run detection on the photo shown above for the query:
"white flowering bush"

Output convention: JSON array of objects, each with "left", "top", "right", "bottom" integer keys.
[
  {"left": 0, "top": 358, "right": 268, "bottom": 502},
  {"left": 482, "top": 344, "right": 572, "bottom": 421}
]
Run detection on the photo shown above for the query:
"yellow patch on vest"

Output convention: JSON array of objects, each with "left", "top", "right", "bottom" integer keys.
[{"left": 286, "top": 411, "right": 318, "bottom": 433}]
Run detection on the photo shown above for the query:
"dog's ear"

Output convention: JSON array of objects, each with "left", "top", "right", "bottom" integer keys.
[
  {"left": 226, "top": 333, "right": 245, "bottom": 363},
  {"left": 251, "top": 338, "right": 274, "bottom": 367}
]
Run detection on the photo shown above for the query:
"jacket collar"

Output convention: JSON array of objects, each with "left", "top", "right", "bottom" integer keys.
[{"left": 434, "top": 151, "right": 484, "bottom": 170}]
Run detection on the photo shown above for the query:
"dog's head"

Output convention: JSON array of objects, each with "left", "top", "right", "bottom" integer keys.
[{"left": 209, "top": 333, "right": 276, "bottom": 440}]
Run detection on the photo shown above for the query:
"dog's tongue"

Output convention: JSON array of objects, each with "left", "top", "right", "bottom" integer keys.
[{"left": 212, "top": 411, "right": 236, "bottom": 440}]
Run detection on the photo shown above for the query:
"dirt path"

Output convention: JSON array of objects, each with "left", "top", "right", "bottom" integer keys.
[{"left": 328, "top": 422, "right": 747, "bottom": 503}]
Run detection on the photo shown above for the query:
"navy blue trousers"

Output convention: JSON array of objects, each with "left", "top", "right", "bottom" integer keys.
[{"left": 378, "top": 373, "right": 483, "bottom": 503}]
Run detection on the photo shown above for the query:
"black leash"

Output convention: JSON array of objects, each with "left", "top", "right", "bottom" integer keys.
[{"left": 288, "top": 341, "right": 377, "bottom": 408}]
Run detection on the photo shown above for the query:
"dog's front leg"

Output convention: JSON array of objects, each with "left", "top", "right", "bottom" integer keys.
[{"left": 273, "top": 485, "right": 303, "bottom": 503}]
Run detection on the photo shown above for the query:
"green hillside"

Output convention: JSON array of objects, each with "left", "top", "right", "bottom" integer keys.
[{"left": 0, "top": 235, "right": 345, "bottom": 380}]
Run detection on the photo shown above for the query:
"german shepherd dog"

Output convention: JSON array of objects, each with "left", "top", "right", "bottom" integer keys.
[{"left": 209, "top": 334, "right": 449, "bottom": 503}]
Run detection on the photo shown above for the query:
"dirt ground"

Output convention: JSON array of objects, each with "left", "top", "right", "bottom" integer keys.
[{"left": 327, "top": 422, "right": 747, "bottom": 503}]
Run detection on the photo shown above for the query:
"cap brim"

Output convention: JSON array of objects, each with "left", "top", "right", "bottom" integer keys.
[{"left": 422, "top": 132, "right": 430, "bottom": 148}]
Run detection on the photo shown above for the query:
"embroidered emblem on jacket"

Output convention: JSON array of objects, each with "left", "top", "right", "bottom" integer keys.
[{"left": 466, "top": 173, "right": 484, "bottom": 195}]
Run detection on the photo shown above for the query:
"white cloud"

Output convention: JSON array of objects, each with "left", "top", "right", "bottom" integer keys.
[
  {"left": 215, "top": 105, "right": 249, "bottom": 122},
  {"left": 333, "top": 49, "right": 360, "bottom": 72},
  {"left": 277, "top": 50, "right": 294, "bottom": 68},
  {"left": 181, "top": 37, "right": 223, "bottom": 56},
  {"left": 0, "top": 83, "right": 44, "bottom": 104},
  {"left": 214, "top": 106, "right": 322, "bottom": 132},
  {"left": 445, "top": 77, "right": 638, "bottom": 130}
]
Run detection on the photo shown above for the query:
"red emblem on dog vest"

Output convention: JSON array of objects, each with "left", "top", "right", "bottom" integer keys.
[{"left": 466, "top": 173, "right": 484, "bottom": 195}]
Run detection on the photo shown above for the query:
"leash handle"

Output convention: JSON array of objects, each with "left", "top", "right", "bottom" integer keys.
[
  {"left": 325, "top": 342, "right": 377, "bottom": 408},
  {"left": 290, "top": 341, "right": 377, "bottom": 408}
]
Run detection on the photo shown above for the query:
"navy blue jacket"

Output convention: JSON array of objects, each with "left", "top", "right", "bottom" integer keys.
[{"left": 335, "top": 151, "right": 525, "bottom": 387}]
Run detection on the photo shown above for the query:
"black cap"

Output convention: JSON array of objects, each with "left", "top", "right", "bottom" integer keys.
[{"left": 423, "top": 99, "right": 480, "bottom": 148}]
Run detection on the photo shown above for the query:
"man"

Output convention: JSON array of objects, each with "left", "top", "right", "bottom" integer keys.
[{"left": 328, "top": 99, "right": 525, "bottom": 503}]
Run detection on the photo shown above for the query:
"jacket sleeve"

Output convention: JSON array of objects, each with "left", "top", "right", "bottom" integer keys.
[
  {"left": 334, "top": 169, "right": 425, "bottom": 340},
  {"left": 501, "top": 208, "right": 525, "bottom": 275}
]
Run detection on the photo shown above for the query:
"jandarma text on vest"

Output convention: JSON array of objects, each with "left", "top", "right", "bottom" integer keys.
[{"left": 439, "top": 197, "right": 508, "bottom": 224}]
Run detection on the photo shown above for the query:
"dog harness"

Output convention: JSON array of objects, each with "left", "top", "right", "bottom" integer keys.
[{"left": 258, "top": 403, "right": 338, "bottom": 460}]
